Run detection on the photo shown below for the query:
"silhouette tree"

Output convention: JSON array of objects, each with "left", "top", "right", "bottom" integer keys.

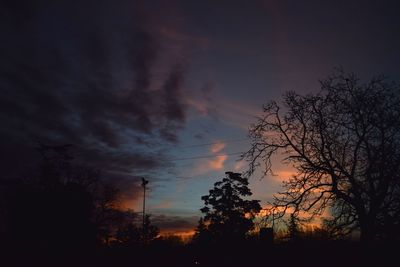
[
  {"left": 141, "top": 214, "right": 160, "bottom": 243},
  {"left": 244, "top": 70, "right": 400, "bottom": 241},
  {"left": 116, "top": 215, "right": 159, "bottom": 245},
  {"left": 2, "top": 144, "right": 99, "bottom": 250},
  {"left": 92, "top": 183, "right": 138, "bottom": 245},
  {"left": 287, "top": 213, "right": 301, "bottom": 242},
  {"left": 196, "top": 171, "right": 261, "bottom": 242},
  {"left": 193, "top": 217, "right": 212, "bottom": 244},
  {"left": 1, "top": 144, "right": 142, "bottom": 251},
  {"left": 115, "top": 223, "right": 140, "bottom": 246}
]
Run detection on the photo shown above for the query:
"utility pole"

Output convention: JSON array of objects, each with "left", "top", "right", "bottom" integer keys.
[{"left": 141, "top": 177, "right": 148, "bottom": 229}]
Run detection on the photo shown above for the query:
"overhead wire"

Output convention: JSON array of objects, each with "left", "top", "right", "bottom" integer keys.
[
  {"left": 176, "top": 138, "right": 248, "bottom": 149},
  {"left": 170, "top": 152, "right": 243, "bottom": 161},
  {"left": 166, "top": 137, "right": 249, "bottom": 161}
]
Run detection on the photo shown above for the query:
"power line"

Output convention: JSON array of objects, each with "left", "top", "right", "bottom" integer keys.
[
  {"left": 177, "top": 138, "right": 248, "bottom": 149},
  {"left": 170, "top": 151, "right": 243, "bottom": 161}
]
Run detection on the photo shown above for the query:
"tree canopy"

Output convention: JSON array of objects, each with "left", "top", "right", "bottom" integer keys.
[
  {"left": 195, "top": 172, "right": 261, "bottom": 242},
  {"left": 244, "top": 70, "right": 400, "bottom": 241}
]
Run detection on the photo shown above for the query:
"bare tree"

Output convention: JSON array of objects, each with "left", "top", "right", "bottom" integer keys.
[{"left": 244, "top": 70, "right": 400, "bottom": 241}]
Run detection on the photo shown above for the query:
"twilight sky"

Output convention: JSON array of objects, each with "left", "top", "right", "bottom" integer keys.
[{"left": 1, "top": 0, "right": 400, "bottom": 235}]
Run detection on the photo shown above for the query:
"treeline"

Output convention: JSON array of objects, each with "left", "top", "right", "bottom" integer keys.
[
  {"left": 1, "top": 146, "right": 398, "bottom": 267},
  {"left": 0, "top": 146, "right": 356, "bottom": 248},
  {"left": 0, "top": 144, "right": 160, "bottom": 253}
]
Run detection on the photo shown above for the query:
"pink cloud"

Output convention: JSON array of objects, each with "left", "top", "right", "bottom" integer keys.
[
  {"left": 209, "top": 141, "right": 226, "bottom": 153},
  {"left": 186, "top": 97, "right": 209, "bottom": 116},
  {"left": 187, "top": 154, "right": 229, "bottom": 176},
  {"left": 208, "top": 155, "right": 227, "bottom": 170}
]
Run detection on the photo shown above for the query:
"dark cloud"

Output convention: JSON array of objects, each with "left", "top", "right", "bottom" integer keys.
[
  {"left": 0, "top": 1, "right": 187, "bottom": 198},
  {"left": 159, "top": 64, "right": 187, "bottom": 142}
]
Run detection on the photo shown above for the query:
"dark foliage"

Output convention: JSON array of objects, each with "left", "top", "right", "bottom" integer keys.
[
  {"left": 115, "top": 215, "right": 159, "bottom": 245},
  {"left": 0, "top": 144, "right": 142, "bottom": 252},
  {"left": 194, "top": 171, "right": 261, "bottom": 243}
]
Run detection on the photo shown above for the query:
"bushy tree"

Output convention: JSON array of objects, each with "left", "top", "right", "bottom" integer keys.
[{"left": 196, "top": 172, "right": 261, "bottom": 242}]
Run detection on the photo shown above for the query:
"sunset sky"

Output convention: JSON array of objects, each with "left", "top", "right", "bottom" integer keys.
[{"left": 1, "top": 0, "right": 400, "bottom": 235}]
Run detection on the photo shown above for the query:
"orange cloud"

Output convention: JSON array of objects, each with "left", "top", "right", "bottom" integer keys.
[
  {"left": 272, "top": 170, "right": 297, "bottom": 181},
  {"left": 182, "top": 138, "right": 229, "bottom": 176},
  {"left": 208, "top": 155, "right": 227, "bottom": 170},
  {"left": 187, "top": 154, "right": 228, "bottom": 176}
]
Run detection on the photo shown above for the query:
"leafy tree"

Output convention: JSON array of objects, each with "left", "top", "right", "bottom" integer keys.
[
  {"left": 244, "top": 70, "right": 400, "bottom": 241},
  {"left": 196, "top": 171, "right": 261, "bottom": 242}
]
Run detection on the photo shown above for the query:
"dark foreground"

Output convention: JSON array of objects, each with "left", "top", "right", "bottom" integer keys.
[{"left": 2, "top": 241, "right": 398, "bottom": 267}]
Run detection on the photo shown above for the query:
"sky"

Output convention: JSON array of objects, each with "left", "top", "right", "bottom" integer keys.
[{"left": 1, "top": 0, "right": 400, "bottom": 235}]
